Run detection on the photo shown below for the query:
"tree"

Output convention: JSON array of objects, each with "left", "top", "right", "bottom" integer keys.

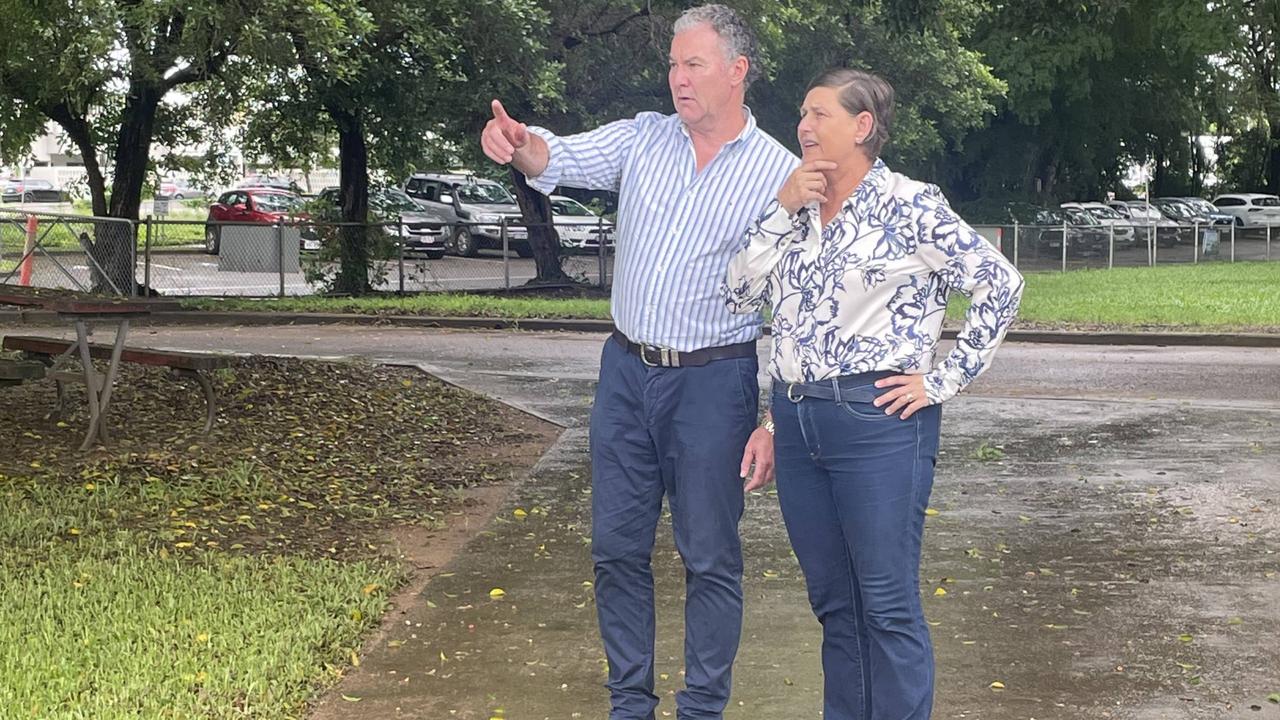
[
  {"left": 0, "top": 0, "right": 294, "bottom": 293},
  {"left": 939, "top": 0, "right": 1228, "bottom": 203},
  {"left": 244, "top": 0, "right": 556, "bottom": 293},
  {"left": 1211, "top": 0, "right": 1280, "bottom": 193}
]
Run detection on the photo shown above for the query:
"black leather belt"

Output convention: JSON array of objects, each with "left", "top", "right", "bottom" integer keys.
[
  {"left": 780, "top": 371, "right": 897, "bottom": 403},
  {"left": 611, "top": 329, "right": 756, "bottom": 368}
]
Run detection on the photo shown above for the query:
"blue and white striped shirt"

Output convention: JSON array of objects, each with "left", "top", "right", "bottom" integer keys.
[{"left": 527, "top": 109, "right": 798, "bottom": 351}]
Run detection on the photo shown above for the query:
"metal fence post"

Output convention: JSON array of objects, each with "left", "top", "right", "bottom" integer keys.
[
  {"left": 597, "top": 216, "right": 607, "bottom": 288},
  {"left": 1230, "top": 222, "right": 1236, "bottom": 263},
  {"left": 1061, "top": 221, "right": 1068, "bottom": 273},
  {"left": 1193, "top": 221, "right": 1200, "bottom": 264},
  {"left": 276, "top": 219, "right": 285, "bottom": 298},
  {"left": 1108, "top": 224, "right": 1114, "bottom": 270},
  {"left": 397, "top": 215, "right": 406, "bottom": 294},
  {"left": 1012, "top": 222, "right": 1019, "bottom": 269},
  {"left": 501, "top": 219, "right": 511, "bottom": 290},
  {"left": 1268, "top": 224, "right": 1272, "bottom": 260},
  {"left": 143, "top": 216, "right": 153, "bottom": 295}
]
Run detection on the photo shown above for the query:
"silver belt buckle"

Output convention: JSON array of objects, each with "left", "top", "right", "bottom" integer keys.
[
  {"left": 787, "top": 383, "right": 804, "bottom": 403},
  {"left": 640, "top": 345, "right": 679, "bottom": 368}
]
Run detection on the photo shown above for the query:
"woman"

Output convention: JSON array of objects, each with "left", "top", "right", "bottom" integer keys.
[{"left": 724, "top": 69, "right": 1023, "bottom": 719}]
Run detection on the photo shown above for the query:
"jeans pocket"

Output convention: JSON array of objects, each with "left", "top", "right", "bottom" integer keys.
[{"left": 836, "top": 398, "right": 899, "bottom": 421}]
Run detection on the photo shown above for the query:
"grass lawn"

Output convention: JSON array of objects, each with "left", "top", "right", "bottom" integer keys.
[
  {"left": 182, "top": 262, "right": 1280, "bottom": 333},
  {"left": 2, "top": 214, "right": 205, "bottom": 253},
  {"left": 0, "top": 357, "right": 552, "bottom": 717},
  {"left": 185, "top": 291, "right": 615, "bottom": 321}
]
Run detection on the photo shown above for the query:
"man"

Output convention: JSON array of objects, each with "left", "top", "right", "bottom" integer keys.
[{"left": 481, "top": 5, "right": 797, "bottom": 718}]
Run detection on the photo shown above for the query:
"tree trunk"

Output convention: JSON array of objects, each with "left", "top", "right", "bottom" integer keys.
[
  {"left": 46, "top": 106, "right": 108, "bottom": 217},
  {"left": 331, "top": 109, "right": 372, "bottom": 295},
  {"left": 509, "top": 170, "right": 572, "bottom": 285},
  {"left": 1152, "top": 143, "right": 1167, "bottom": 196},
  {"left": 1266, "top": 119, "right": 1280, "bottom": 195}
]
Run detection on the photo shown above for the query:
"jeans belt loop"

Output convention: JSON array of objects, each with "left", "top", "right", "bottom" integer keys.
[{"left": 831, "top": 378, "right": 842, "bottom": 404}]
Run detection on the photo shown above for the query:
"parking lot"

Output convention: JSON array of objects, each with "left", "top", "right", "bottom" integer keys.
[{"left": 8, "top": 248, "right": 615, "bottom": 296}]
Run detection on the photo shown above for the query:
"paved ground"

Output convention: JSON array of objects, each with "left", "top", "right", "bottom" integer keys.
[{"left": 3, "top": 323, "right": 1278, "bottom": 719}]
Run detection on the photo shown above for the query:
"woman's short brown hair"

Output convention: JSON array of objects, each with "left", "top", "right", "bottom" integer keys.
[{"left": 807, "top": 68, "right": 895, "bottom": 158}]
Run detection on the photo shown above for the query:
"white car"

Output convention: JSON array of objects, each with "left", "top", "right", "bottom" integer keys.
[
  {"left": 550, "top": 195, "right": 615, "bottom": 255},
  {"left": 1061, "top": 202, "right": 1137, "bottom": 247},
  {"left": 1210, "top": 193, "right": 1280, "bottom": 227},
  {"left": 1106, "top": 201, "right": 1184, "bottom": 246}
]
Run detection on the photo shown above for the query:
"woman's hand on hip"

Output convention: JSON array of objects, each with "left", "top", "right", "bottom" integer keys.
[
  {"left": 778, "top": 160, "right": 838, "bottom": 215},
  {"left": 874, "top": 374, "right": 932, "bottom": 419}
]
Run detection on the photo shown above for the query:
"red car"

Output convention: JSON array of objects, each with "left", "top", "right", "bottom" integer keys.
[{"left": 204, "top": 188, "right": 309, "bottom": 254}]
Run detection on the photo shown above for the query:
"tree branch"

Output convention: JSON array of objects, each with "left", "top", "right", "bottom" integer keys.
[{"left": 562, "top": 6, "right": 651, "bottom": 50}]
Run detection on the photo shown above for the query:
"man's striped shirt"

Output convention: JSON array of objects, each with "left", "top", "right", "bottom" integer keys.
[{"left": 527, "top": 109, "right": 798, "bottom": 351}]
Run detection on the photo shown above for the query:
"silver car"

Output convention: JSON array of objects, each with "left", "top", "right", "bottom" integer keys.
[
  {"left": 1061, "top": 202, "right": 1136, "bottom": 248},
  {"left": 404, "top": 173, "right": 532, "bottom": 257}
]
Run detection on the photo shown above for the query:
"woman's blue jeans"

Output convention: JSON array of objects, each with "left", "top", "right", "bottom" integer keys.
[{"left": 771, "top": 372, "right": 942, "bottom": 720}]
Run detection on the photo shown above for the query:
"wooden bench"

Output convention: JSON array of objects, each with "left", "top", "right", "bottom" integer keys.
[{"left": 2, "top": 335, "right": 232, "bottom": 437}]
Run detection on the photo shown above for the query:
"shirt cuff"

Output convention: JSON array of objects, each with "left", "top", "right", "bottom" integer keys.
[
  {"left": 523, "top": 126, "right": 561, "bottom": 196},
  {"left": 756, "top": 201, "right": 810, "bottom": 249},
  {"left": 922, "top": 370, "right": 954, "bottom": 405}
]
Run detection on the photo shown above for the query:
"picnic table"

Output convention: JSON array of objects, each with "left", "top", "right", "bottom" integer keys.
[{"left": 0, "top": 287, "right": 151, "bottom": 449}]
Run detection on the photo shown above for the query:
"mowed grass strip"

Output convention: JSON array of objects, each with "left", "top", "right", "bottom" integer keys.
[
  {"left": 182, "top": 262, "right": 1280, "bottom": 333},
  {"left": 946, "top": 261, "right": 1280, "bottom": 331},
  {"left": 1, "top": 215, "right": 205, "bottom": 251},
  {"left": 0, "top": 535, "right": 397, "bottom": 719},
  {"left": 184, "top": 292, "right": 615, "bottom": 320}
]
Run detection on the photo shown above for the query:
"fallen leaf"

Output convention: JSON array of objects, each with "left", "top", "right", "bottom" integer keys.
[
  {"left": 989, "top": 681, "right": 1006, "bottom": 690},
  {"left": 925, "top": 508, "right": 940, "bottom": 517},
  {"left": 934, "top": 587, "right": 948, "bottom": 596},
  {"left": 489, "top": 588, "right": 506, "bottom": 599},
  {"left": 341, "top": 695, "right": 362, "bottom": 703}
]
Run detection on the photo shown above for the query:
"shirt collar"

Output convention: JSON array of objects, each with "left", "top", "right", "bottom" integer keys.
[
  {"left": 843, "top": 158, "right": 891, "bottom": 215},
  {"left": 678, "top": 106, "right": 757, "bottom": 147}
]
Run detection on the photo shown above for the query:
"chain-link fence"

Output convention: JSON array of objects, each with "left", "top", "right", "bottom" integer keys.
[
  {"left": 134, "top": 217, "right": 615, "bottom": 297},
  {"left": 0, "top": 210, "right": 137, "bottom": 295},
  {"left": 4, "top": 209, "right": 1276, "bottom": 299},
  {"left": 972, "top": 222, "right": 1275, "bottom": 271}
]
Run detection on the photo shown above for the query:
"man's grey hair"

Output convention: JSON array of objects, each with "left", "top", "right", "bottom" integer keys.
[
  {"left": 807, "top": 68, "right": 896, "bottom": 158},
  {"left": 673, "top": 4, "right": 761, "bottom": 88}
]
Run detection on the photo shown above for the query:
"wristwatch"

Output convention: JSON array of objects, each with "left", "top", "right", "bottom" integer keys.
[{"left": 762, "top": 418, "right": 775, "bottom": 436}]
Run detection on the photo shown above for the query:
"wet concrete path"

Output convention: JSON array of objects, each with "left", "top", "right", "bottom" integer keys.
[{"left": 5, "top": 324, "right": 1278, "bottom": 719}]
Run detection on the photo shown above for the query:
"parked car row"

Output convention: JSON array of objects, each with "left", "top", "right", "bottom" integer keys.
[
  {"left": 199, "top": 172, "right": 617, "bottom": 259},
  {"left": 984, "top": 192, "right": 1274, "bottom": 256}
]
